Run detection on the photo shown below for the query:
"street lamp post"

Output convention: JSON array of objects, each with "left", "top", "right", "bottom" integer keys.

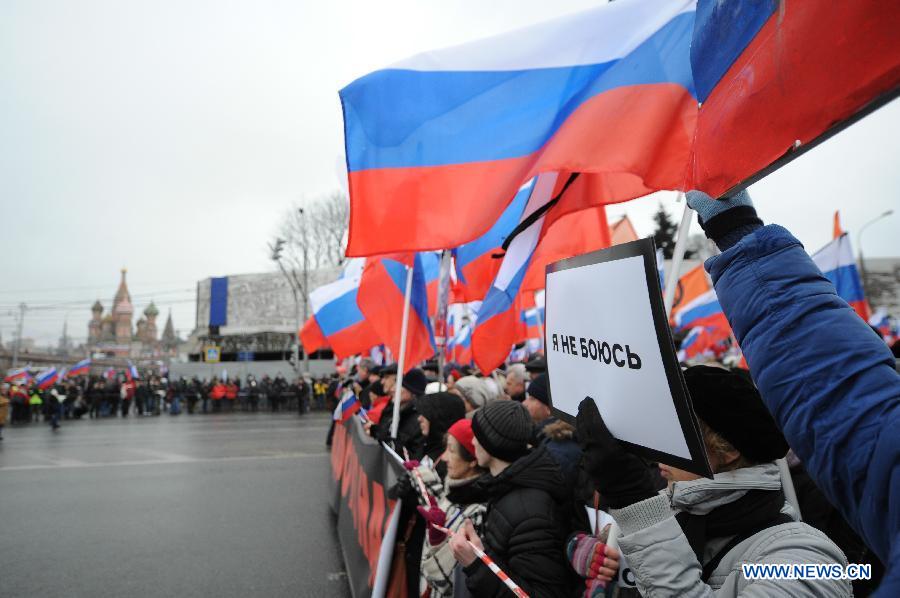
[{"left": 858, "top": 209, "right": 894, "bottom": 303}]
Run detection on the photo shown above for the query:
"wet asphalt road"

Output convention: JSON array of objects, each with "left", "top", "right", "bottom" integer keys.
[{"left": 0, "top": 411, "right": 350, "bottom": 598}]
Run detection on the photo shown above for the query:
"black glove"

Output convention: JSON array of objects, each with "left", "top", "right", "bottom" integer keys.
[
  {"left": 387, "top": 471, "right": 416, "bottom": 501},
  {"left": 576, "top": 397, "right": 658, "bottom": 509}
]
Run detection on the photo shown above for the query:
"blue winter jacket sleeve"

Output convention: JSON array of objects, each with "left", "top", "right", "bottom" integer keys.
[{"left": 705, "top": 225, "right": 900, "bottom": 571}]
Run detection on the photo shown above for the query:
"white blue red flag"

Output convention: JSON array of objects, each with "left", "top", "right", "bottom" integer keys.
[
  {"left": 126, "top": 362, "right": 139, "bottom": 382},
  {"left": 4, "top": 367, "right": 31, "bottom": 383},
  {"left": 68, "top": 358, "right": 91, "bottom": 378},
  {"left": 36, "top": 367, "right": 59, "bottom": 390},
  {"left": 333, "top": 390, "right": 361, "bottom": 422},
  {"left": 674, "top": 289, "right": 728, "bottom": 332},
  {"left": 303, "top": 258, "right": 382, "bottom": 360},
  {"left": 357, "top": 253, "right": 436, "bottom": 372},
  {"left": 811, "top": 234, "right": 870, "bottom": 321}
]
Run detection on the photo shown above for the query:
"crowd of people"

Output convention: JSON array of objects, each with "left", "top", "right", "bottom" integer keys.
[
  {"left": 0, "top": 372, "right": 329, "bottom": 437},
  {"left": 329, "top": 192, "right": 899, "bottom": 597}
]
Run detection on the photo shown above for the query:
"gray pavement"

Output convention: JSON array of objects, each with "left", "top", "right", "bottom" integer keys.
[{"left": 0, "top": 411, "right": 350, "bottom": 598}]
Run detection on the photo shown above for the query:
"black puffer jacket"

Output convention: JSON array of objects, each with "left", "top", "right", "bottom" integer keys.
[
  {"left": 373, "top": 400, "right": 425, "bottom": 459},
  {"left": 462, "top": 446, "right": 576, "bottom": 598}
]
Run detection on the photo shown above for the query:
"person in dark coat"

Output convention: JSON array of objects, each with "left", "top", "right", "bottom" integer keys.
[
  {"left": 522, "top": 373, "right": 581, "bottom": 488},
  {"left": 367, "top": 368, "right": 428, "bottom": 459},
  {"left": 415, "top": 391, "right": 467, "bottom": 467},
  {"left": 449, "top": 400, "right": 577, "bottom": 598}
]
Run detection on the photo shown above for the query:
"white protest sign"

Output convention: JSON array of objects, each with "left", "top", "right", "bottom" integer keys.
[{"left": 545, "top": 238, "right": 710, "bottom": 476}]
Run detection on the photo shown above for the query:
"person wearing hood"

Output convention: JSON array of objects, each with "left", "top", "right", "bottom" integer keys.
[
  {"left": 449, "top": 400, "right": 578, "bottom": 597},
  {"left": 576, "top": 365, "right": 851, "bottom": 597},
  {"left": 450, "top": 375, "right": 491, "bottom": 414},
  {"left": 522, "top": 373, "right": 581, "bottom": 488}
]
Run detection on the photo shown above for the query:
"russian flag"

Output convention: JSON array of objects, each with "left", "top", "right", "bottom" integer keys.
[
  {"left": 453, "top": 182, "right": 533, "bottom": 302},
  {"left": 669, "top": 264, "right": 711, "bottom": 326},
  {"left": 448, "top": 321, "right": 473, "bottom": 366},
  {"left": 869, "top": 309, "right": 897, "bottom": 345},
  {"left": 36, "top": 367, "right": 59, "bottom": 390},
  {"left": 103, "top": 368, "right": 117, "bottom": 381},
  {"left": 811, "top": 234, "right": 871, "bottom": 321},
  {"left": 126, "top": 362, "right": 139, "bottom": 382},
  {"left": 333, "top": 390, "right": 361, "bottom": 422},
  {"left": 341, "top": 0, "right": 697, "bottom": 256},
  {"left": 521, "top": 307, "right": 544, "bottom": 341},
  {"left": 690, "top": 0, "right": 900, "bottom": 197},
  {"left": 674, "top": 289, "right": 729, "bottom": 332},
  {"left": 307, "top": 259, "right": 382, "bottom": 360},
  {"left": 677, "top": 325, "right": 731, "bottom": 362},
  {"left": 67, "top": 358, "right": 91, "bottom": 378},
  {"left": 357, "top": 253, "right": 436, "bottom": 372},
  {"left": 4, "top": 367, "right": 31, "bottom": 383}
]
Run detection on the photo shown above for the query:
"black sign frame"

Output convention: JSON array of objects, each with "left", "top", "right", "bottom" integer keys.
[{"left": 545, "top": 237, "right": 712, "bottom": 478}]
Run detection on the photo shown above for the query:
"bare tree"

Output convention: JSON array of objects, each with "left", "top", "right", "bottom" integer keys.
[{"left": 274, "top": 191, "right": 349, "bottom": 272}]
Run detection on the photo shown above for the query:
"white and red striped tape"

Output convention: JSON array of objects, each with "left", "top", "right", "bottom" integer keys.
[{"left": 434, "top": 524, "right": 530, "bottom": 598}]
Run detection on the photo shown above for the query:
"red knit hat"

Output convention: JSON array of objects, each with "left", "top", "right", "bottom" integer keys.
[{"left": 447, "top": 418, "right": 476, "bottom": 457}]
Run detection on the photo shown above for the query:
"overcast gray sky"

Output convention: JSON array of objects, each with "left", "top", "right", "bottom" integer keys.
[{"left": 2, "top": 0, "right": 898, "bottom": 347}]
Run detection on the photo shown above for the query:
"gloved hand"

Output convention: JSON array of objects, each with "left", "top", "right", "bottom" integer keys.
[
  {"left": 685, "top": 189, "right": 762, "bottom": 251},
  {"left": 387, "top": 471, "right": 415, "bottom": 500},
  {"left": 685, "top": 189, "right": 753, "bottom": 225},
  {"left": 576, "top": 397, "right": 657, "bottom": 509},
  {"left": 567, "top": 533, "right": 608, "bottom": 578},
  {"left": 584, "top": 578, "right": 609, "bottom": 597},
  {"left": 402, "top": 459, "right": 420, "bottom": 471},
  {"left": 417, "top": 495, "right": 448, "bottom": 545}
]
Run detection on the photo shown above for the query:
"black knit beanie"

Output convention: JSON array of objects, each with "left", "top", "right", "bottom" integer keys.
[
  {"left": 684, "top": 365, "right": 789, "bottom": 463},
  {"left": 415, "top": 392, "right": 466, "bottom": 441},
  {"left": 526, "top": 373, "right": 551, "bottom": 407},
  {"left": 472, "top": 400, "right": 533, "bottom": 463}
]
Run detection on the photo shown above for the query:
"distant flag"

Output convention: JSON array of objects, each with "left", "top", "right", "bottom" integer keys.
[
  {"left": 669, "top": 264, "right": 712, "bottom": 326},
  {"left": 677, "top": 325, "right": 731, "bottom": 362},
  {"left": 67, "top": 358, "right": 91, "bottom": 378},
  {"left": 673, "top": 289, "right": 729, "bottom": 332},
  {"left": 126, "top": 362, "right": 139, "bottom": 382},
  {"left": 4, "top": 367, "right": 31, "bottom": 383},
  {"left": 869, "top": 308, "right": 897, "bottom": 345},
  {"left": 36, "top": 367, "right": 59, "bottom": 390},
  {"left": 357, "top": 253, "right": 436, "bottom": 372},
  {"left": 305, "top": 258, "right": 382, "bottom": 359},
  {"left": 447, "top": 319, "right": 474, "bottom": 365},
  {"left": 811, "top": 234, "right": 871, "bottom": 321},
  {"left": 103, "top": 368, "right": 117, "bottom": 381},
  {"left": 333, "top": 389, "right": 361, "bottom": 422},
  {"left": 833, "top": 211, "right": 845, "bottom": 239}
]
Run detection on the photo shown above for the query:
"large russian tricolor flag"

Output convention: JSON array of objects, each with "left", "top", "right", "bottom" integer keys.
[
  {"left": 36, "top": 367, "right": 59, "bottom": 390},
  {"left": 341, "top": 0, "right": 697, "bottom": 256},
  {"left": 357, "top": 254, "right": 436, "bottom": 371},
  {"left": 306, "top": 260, "right": 382, "bottom": 360},
  {"left": 811, "top": 234, "right": 871, "bottom": 321}
]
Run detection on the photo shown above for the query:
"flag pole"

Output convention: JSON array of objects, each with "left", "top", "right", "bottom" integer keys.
[
  {"left": 390, "top": 263, "right": 415, "bottom": 441},
  {"left": 664, "top": 195, "right": 693, "bottom": 317}
]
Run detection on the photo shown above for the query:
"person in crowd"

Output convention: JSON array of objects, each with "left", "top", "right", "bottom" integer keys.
[
  {"left": 502, "top": 363, "right": 527, "bottom": 402},
  {"left": 392, "top": 391, "right": 467, "bottom": 597},
  {"left": 449, "top": 400, "right": 578, "bottom": 597},
  {"left": 88, "top": 379, "right": 104, "bottom": 419},
  {"left": 365, "top": 365, "right": 395, "bottom": 425},
  {"left": 576, "top": 365, "right": 851, "bottom": 597},
  {"left": 417, "top": 418, "right": 489, "bottom": 597},
  {"left": 0, "top": 383, "right": 10, "bottom": 440},
  {"left": 224, "top": 378, "right": 238, "bottom": 412},
  {"left": 9, "top": 384, "right": 28, "bottom": 423},
  {"left": 105, "top": 378, "right": 120, "bottom": 417},
  {"left": 450, "top": 375, "right": 491, "bottom": 414},
  {"left": 45, "top": 388, "right": 62, "bottom": 431},
  {"left": 120, "top": 377, "right": 135, "bottom": 417},
  {"left": 524, "top": 355, "right": 546, "bottom": 379},
  {"left": 29, "top": 388, "right": 43, "bottom": 422},
  {"left": 366, "top": 368, "right": 428, "bottom": 458},
  {"left": 522, "top": 373, "right": 581, "bottom": 487},
  {"left": 685, "top": 190, "right": 899, "bottom": 592},
  {"left": 210, "top": 379, "right": 225, "bottom": 413}
]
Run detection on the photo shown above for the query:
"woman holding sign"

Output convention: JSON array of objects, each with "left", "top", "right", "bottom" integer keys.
[{"left": 576, "top": 366, "right": 851, "bottom": 597}]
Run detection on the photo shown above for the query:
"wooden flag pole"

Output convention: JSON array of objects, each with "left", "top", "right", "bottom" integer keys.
[{"left": 390, "top": 264, "right": 415, "bottom": 440}]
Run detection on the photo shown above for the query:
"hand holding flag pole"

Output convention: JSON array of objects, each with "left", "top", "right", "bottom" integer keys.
[
  {"left": 442, "top": 520, "right": 529, "bottom": 598},
  {"left": 402, "top": 447, "right": 432, "bottom": 502}
]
